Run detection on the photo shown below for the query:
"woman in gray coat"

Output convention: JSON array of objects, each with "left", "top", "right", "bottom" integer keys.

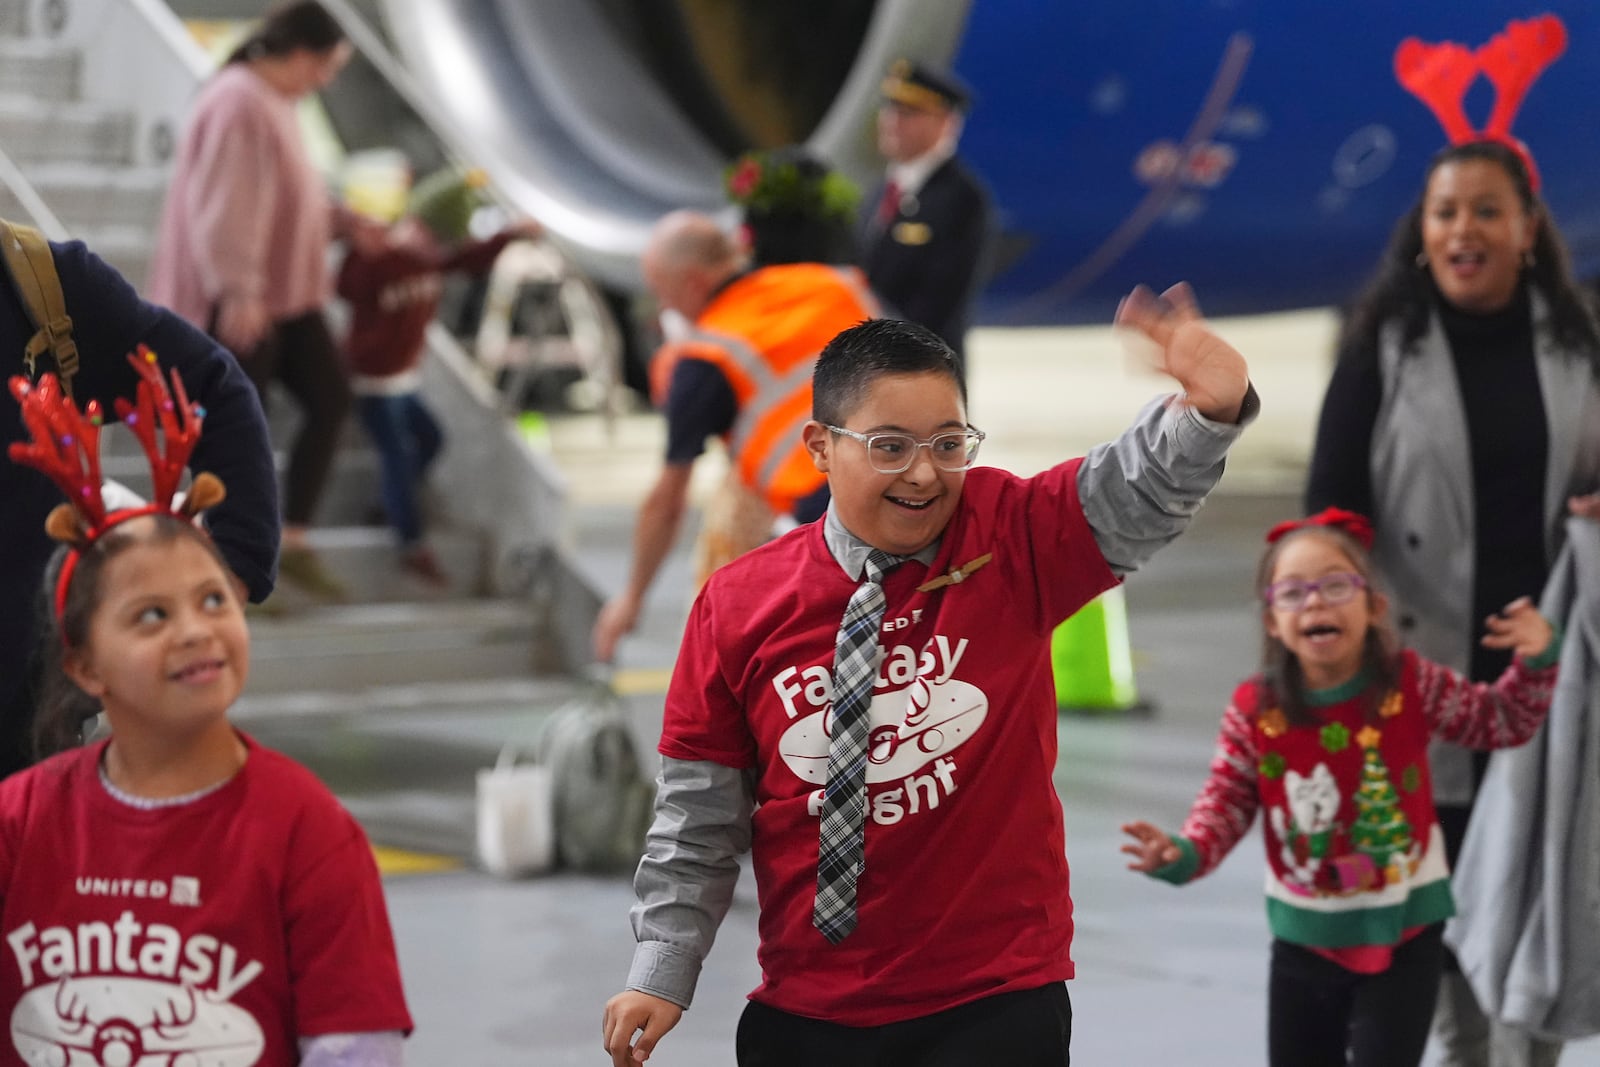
[{"left": 1307, "top": 139, "right": 1600, "bottom": 1067}]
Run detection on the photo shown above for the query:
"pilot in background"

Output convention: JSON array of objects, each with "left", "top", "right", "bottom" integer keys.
[{"left": 860, "top": 60, "right": 996, "bottom": 369}]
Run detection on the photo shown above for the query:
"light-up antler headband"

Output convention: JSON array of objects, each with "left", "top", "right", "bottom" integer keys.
[{"left": 7, "top": 346, "right": 227, "bottom": 635}]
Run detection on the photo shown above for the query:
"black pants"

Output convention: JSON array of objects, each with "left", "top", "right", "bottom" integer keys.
[
  {"left": 736, "top": 983, "right": 1071, "bottom": 1067},
  {"left": 221, "top": 308, "right": 351, "bottom": 526},
  {"left": 1268, "top": 924, "right": 1444, "bottom": 1067}
]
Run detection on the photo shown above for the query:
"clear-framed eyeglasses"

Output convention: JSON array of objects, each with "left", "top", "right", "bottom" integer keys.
[
  {"left": 825, "top": 424, "right": 986, "bottom": 475},
  {"left": 1262, "top": 571, "right": 1367, "bottom": 612}
]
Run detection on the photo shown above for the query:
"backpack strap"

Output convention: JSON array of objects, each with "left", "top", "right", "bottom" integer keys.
[{"left": 0, "top": 219, "right": 77, "bottom": 399}]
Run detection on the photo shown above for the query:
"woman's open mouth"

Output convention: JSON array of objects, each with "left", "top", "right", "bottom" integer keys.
[{"left": 1446, "top": 249, "right": 1487, "bottom": 277}]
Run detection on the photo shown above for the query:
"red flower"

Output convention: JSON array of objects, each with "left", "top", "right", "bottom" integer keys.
[{"left": 728, "top": 158, "right": 762, "bottom": 200}]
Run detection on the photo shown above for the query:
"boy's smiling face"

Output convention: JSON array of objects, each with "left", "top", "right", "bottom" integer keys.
[{"left": 804, "top": 370, "right": 969, "bottom": 556}]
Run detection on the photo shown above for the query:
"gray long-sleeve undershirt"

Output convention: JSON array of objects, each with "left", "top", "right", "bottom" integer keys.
[
  {"left": 627, "top": 388, "right": 1258, "bottom": 1008},
  {"left": 300, "top": 1033, "right": 405, "bottom": 1066}
]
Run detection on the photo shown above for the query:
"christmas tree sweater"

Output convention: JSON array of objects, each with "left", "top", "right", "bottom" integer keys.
[{"left": 1152, "top": 647, "right": 1556, "bottom": 971}]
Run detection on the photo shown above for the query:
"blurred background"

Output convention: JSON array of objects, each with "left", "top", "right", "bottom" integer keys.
[{"left": 2, "top": 1, "right": 1596, "bottom": 1062}]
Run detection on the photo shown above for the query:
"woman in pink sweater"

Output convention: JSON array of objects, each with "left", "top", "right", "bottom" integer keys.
[{"left": 149, "top": 0, "right": 375, "bottom": 599}]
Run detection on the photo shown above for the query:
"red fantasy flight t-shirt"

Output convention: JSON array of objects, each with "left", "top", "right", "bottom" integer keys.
[
  {"left": 662, "top": 461, "right": 1118, "bottom": 1025},
  {"left": 0, "top": 735, "right": 412, "bottom": 1066}
]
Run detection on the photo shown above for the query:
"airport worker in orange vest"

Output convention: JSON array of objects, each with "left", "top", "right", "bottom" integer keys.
[{"left": 592, "top": 210, "right": 879, "bottom": 662}]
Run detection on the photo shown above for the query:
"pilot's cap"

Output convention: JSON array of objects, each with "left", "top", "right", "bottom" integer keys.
[{"left": 881, "top": 59, "right": 971, "bottom": 114}]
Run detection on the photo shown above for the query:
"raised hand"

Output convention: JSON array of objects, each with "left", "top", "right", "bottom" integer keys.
[
  {"left": 593, "top": 593, "right": 642, "bottom": 664},
  {"left": 1480, "top": 596, "right": 1555, "bottom": 660},
  {"left": 1120, "top": 820, "right": 1181, "bottom": 873},
  {"left": 1114, "top": 283, "right": 1250, "bottom": 423}
]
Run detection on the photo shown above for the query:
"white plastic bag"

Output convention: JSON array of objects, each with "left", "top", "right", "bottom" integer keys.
[{"left": 475, "top": 746, "right": 556, "bottom": 877}]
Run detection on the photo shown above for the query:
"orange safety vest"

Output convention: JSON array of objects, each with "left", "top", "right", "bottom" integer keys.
[{"left": 651, "top": 263, "right": 879, "bottom": 515}]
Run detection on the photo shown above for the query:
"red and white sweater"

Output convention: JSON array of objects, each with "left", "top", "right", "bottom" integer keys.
[{"left": 1155, "top": 648, "right": 1555, "bottom": 971}]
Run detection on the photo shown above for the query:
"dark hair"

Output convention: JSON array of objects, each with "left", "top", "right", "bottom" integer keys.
[
  {"left": 812, "top": 318, "right": 965, "bottom": 427},
  {"left": 1255, "top": 525, "right": 1397, "bottom": 727},
  {"left": 738, "top": 147, "right": 860, "bottom": 267},
  {"left": 33, "top": 514, "right": 233, "bottom": 760},
  {"left": 225, "top": 0, "right": 345, "bottom": 66},
  {"left": 1340, "top": 140, "right": 1600, "bottom": 359}
]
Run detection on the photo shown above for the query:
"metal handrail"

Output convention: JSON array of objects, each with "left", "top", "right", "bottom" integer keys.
[
  {"left": 318, "top": 0, "right": 490, "bottom": 186},
  {"left": 314, "top": 1, "right": 618, "bottom": 592},
  {"left": 0, "top": 143, "right": 67, "bottom": 240},
  {"left": 122, "top": 0, "right": 210, "bottom": 80}
]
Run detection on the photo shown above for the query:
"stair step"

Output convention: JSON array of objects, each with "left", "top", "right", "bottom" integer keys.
[
  {"left": 0, "top": 98, "right": 134, "bottom": 165},
  {"left": 0, "top": 165, "right": 167, "bottom": 231},
  {"left": 249, "top": 598, "right": 535, "bottom": 643},
  {"left": 0, "top": 38, "right": 80, "bottom": 101},
  {"left": 0, "top": 217, "right": 151, "bottom": 287},
  {"left": 104, "top": 441, "right": 388, "bottom": 532},
  {"left": 341, "top": 792, "right": 478, "bottom": 860},
  {"left": 238, "top": 686, "right": 604, "bottom": 859},
  {"left": 245, "top": 599, "right": 540, "bottom": 694},
  {"left": 271, "top": 526, "right": 487, "bottom": 604},
  {"left": 233, "top": 676, "right": 582, "bottom": 722}
]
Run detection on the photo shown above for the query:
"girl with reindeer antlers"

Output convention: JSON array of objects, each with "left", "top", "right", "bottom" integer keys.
[
  {"left": 0, "top": 352, "right": 412, "bottom": 1065},
  {"left": 1308, "top": 13, "right": 1600, "bottom": 1066}
]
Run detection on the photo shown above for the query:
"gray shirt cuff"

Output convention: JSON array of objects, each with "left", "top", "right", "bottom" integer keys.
[{"left": 627, "top": 940, "right": 704, "bottom": 1009}]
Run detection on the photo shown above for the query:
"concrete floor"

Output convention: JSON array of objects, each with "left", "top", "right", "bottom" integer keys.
[
  {"left": 260, "top": 318, "right": 1600, "bottom": 1065},
  {"left": 366, "top": 489, "right": 1600, "bottom": 1066}
]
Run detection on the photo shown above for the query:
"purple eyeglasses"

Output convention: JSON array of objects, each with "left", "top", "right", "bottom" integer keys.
[{"left": 1263, "top": 572, "right": 1367, "bottom": 612}]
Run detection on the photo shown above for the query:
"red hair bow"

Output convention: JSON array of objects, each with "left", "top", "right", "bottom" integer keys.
[{"left": 1265, "top": 508, "right": 1375, "bottom": 551}]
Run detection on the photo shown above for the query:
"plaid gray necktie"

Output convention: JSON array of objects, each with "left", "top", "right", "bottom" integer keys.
[{"left": 813, "top": 548, "right": 899, "bottom": 943}]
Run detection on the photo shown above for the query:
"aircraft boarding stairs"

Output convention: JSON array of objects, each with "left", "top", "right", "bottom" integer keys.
[
  {"left": 0, "top": 0, "right": 611, "bottom": 860},
  {"left": 0, "top": 1, "right": 165, "bottom": 285}
]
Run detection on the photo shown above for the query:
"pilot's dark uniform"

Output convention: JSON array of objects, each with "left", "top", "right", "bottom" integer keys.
[{"left": 860, "top": 61, "right": 994, "bottom": 368}]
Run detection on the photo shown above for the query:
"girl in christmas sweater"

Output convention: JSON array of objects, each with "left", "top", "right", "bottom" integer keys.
[{"left": 1121, "top": 508, "right": 1558, "bottom": 1067}]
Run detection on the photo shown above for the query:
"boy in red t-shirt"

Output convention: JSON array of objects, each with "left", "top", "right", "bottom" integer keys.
[
  {"left": 337, "top": 169, "right": 538, "bottom": 584},
  {"left": 604, "top": 285, "right": 1258, "bottom": 1065}
]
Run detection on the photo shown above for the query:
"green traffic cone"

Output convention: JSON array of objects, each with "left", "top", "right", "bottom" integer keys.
[
  {"left": 1050, "top": 586, "right": 1151, "bottom": 715},
  {"left": 517, "top": 411, "right": 551, "bottom": 452}
]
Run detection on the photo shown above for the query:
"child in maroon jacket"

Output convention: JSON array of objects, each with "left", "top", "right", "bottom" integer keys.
[{"left": 336, "top": 171, "right": 537, "bottom": 583}]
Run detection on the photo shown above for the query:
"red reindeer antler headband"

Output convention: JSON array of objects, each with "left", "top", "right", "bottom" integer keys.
[
  {"left": 7, "top": 346, "right": 226, "bottom": 635},
  {"left": 1266, "top": 508, "right": 1375, "bottom": 552},
  {"left": 1394, "top": 14, "right": 1567, "bottom": 191}
]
